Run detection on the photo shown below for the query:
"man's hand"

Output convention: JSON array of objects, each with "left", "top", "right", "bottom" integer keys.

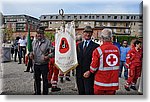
[
  {"left": 83, "top": 71, "right": 91, "bottom": 78},
  {"left": 29, "top": 53, "right": 34, "bottom": 59},
  {"left": 44, "top": 56, "right": 49, "bottom": 61}
]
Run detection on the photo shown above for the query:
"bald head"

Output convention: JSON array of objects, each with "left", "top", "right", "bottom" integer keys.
[{"left": 100, "top": 28, "right": 112, "bottom": 41}]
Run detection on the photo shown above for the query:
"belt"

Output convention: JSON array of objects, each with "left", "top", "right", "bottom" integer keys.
[
  {"left": 20, "top": 46, "right": 26, "bottom": 48},
  {"left": 34, "top": 62, "right": 48, "bottom": 65}
]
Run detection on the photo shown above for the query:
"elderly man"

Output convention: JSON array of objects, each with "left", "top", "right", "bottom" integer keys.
[
  {"left": 30, "top": 26, "right": 53, "bottom": 95},
  {"left": 84, "top": 28, "right": 120, "bottom": 95},
  {"left": 76, "top": 26, "right": 99, "bottom": 95}
]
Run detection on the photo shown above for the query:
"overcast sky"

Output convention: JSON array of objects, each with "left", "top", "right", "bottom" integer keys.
[{"left": 1, "top": 0, "right": 142, "bottom": 18}]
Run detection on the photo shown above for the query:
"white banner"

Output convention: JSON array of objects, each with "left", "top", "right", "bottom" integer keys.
[{"left": 55, "top": 22, "right": 78, "bottom": 74}]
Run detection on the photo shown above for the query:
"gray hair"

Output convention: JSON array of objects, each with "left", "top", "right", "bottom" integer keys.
[{"left": 100, "top": 28, "right": 112, "bottom": 41}]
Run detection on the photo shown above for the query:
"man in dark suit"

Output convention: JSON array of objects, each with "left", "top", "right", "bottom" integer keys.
[{"left": 76, "top": 26, "right": 99, "bottom": 95}]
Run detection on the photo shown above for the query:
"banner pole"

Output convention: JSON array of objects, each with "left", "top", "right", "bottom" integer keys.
[{"left": 59, "top": 9, "right": 65, "bottom": 32}]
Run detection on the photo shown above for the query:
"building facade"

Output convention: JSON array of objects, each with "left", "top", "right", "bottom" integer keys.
[
  {"left": 4, "top": 15, "right": 40, "bottom": 37},
  {"left": 40, "top": 14, "right": 143, "bottom": 39}
]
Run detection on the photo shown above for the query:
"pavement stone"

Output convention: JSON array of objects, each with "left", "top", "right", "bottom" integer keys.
[{"left": 0, "top": 60, "right": 141, "bottom": 95}]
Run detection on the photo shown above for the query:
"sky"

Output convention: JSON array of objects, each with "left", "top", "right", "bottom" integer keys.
[{"left": 0, "top": 0, "right": 143, "bottom": 18}]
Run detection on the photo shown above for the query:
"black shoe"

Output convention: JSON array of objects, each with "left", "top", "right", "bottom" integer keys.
[
  {"left": 30, "top": 70, "right": 34, "bottom": 73},
  {"left": 51, "top": 87, "right": 61, "bottom": 92},
  {"left": 124, "top": 85, "right": 130, "bottom": 91},
  {"left": 18, "top": 63, "right": 21, "bottom": 64},
  {"left": 130, "top": 86, "right": 137, "bottom": 90},
  {"left": 66, "top": 77, "right": 71, "bottom": 81},
  {"left": 60, "top": 77, "right": 63, "bottom": 83},
  {"left": 48, "top": 83, "right": 52, "bottom": 88},
  {"left": 24, "top": 70, "right": 29, "bottom": 72}
]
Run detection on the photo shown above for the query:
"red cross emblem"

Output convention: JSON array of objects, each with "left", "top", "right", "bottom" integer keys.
[
  {"left": 106, "top": 54, "right": 118, "bottom": 66},
  {"left": 108, "top": 55, "right": 116, "bottom": 64}
]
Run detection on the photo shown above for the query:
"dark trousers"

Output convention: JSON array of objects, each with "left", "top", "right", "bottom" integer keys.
[
  {"left": 19, "top": 46, "right": 26, "bottom": 63},
  {"left": 14, "top": 49, "right": 18, "bottom": 61},
  {"left": 76, "top": 76, "right": 94, "bottom": 95},
  {"left": 34, "top": 64, "right": 49, "bottom": 95},
  {"left": 25, "top": 57, "right": 33, "bottom": 72},
  {"left": 119, "top": 61, "right": 128, "bottom": 80}
]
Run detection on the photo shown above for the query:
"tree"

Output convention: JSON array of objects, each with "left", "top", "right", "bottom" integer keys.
[
  {"left": 3, "top": 28, "right": 14, "bottom": 43},
  {"left": 44, "top": 32, "right": 55, "bottom": 42}
]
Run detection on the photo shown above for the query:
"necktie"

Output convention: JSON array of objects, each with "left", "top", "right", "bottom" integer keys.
[{"left": 83, "top": 41, "right": 88, "bottom": 52}]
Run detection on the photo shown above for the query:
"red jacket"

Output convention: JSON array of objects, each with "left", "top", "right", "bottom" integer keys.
[
  {"left": 125, "top": 47, "right": 142, "bottom": 69},
  {"left": 90, "top": 42, "right": 120, "bottom": 90}
]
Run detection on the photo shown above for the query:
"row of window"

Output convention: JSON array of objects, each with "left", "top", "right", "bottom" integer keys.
[
  {"left": 42, "top": 15, "right": 142, "bottom": 20},
  {"left": 5, "top": 18, "right": 39, "bottom": 25},
  {"left": 42, "top": 21, "right": 138, "bottom": 28}
]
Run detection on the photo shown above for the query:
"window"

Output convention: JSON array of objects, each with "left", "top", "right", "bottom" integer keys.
[
  {"left": 89, "top": 16, "right": 91, "bottom": 19},
  {"left": 126, "top": 16, "right": 129, "bottom": 19},
  {"left": 113, "top": 29, "right": 116, "bottom": 33},
  {"left": 114, "top": 16, "right": 117, "bottom": 19},
  {"left": 125, "top": 23, "right": 128, "bottom": 27},
  {"left": 80, "top": 16, "right": 82, "bottom": 19},
  {"left": 92, "top": 16, "right": 95, "bottom": 19},
  {"left": 107, "top": 23, "right": 110, "bottom": 26},
  {"left": 50, "top": 16, "right": 53, "bottom": 19},
  {"left": 84, "top": 22, "right": 88, "bottom": 24},
  {"left": 74, "top": 16, "right": 77, "bottom": 19},
  {"left": 108, "top": 16, "right": 111, "bottom": 19},
  {"left": 120, "top": 16, "right": 123, "bottom": 19},
  {"left": 125, "top": 29, "right": 129, "bottom": 33},
  {"left": 102, "top": 16, "right": 104, "bottom": 19},
  {"left": 56, "top": 16, "right": 58, "bottom": 19},
  {"left": 95, "top": 22, "right": 99, "bottom": 26},
  {"left": 85, "top": 15, "right": 88, "bottom": 19},
  {"left": 140, "top": 16, "right": 143, "bottom": 20},
  {"left": 68, "top": 16, "right": 71, "bottom": 19},
  {"left": 96, "top": 16, "right": 99, "bottom": 19},
  {"left": 43, "top": 16, "right": 46, "bottom": 19},
  {"left": 114, "top": 22, "right": 117, "bottom": 26}
]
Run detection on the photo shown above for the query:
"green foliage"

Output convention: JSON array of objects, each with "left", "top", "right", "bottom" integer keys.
[
  {"left": 3, "top": 28, "right": 14, "bottom": 43},
  {"left": 44, "top": 32, "right": 55, "bottom": 41},
  {"left": 114, "top": 35, "right": 138, "bottom": 45}
]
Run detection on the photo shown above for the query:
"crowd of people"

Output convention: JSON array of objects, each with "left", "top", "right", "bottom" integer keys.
[{"left": 10, "top": 25, "right": 143, "bottom": 95}]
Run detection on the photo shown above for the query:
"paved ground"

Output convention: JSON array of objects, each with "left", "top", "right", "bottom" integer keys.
[{"left": 0, "top": 60, "right": 141, "bottom": 95}]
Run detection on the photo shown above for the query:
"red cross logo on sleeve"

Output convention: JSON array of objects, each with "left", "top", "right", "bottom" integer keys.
[{"left": 106, "top": 54, "right": 118, "bottom": 66}]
